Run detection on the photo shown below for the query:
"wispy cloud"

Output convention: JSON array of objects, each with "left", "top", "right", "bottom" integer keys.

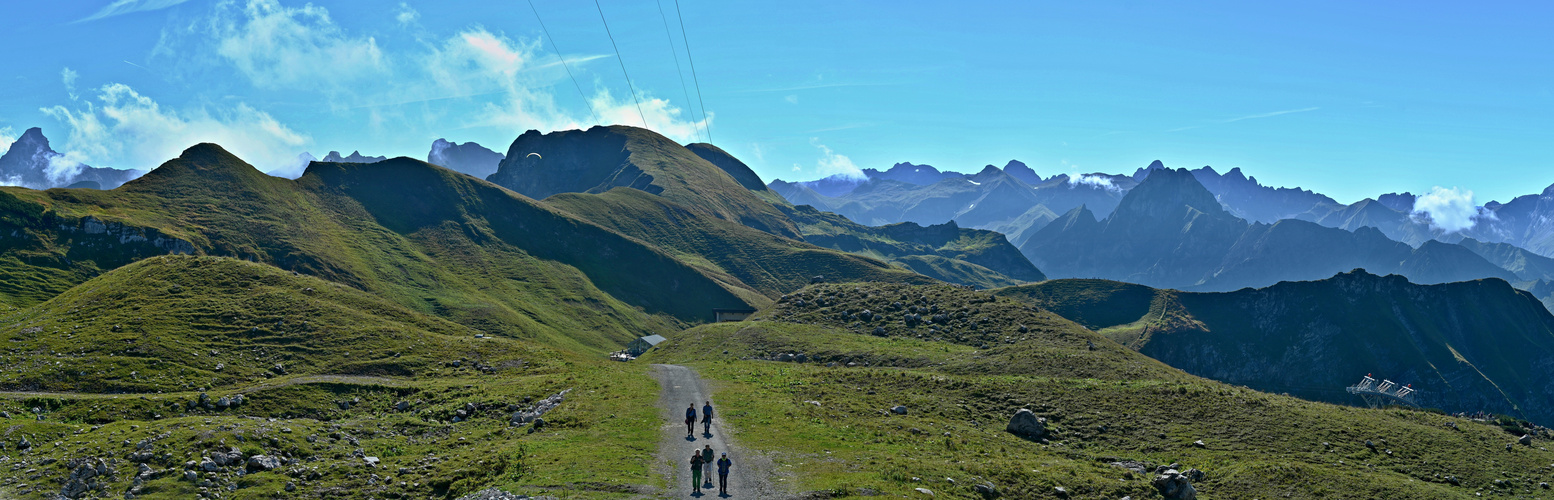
[
  {"left": 805, "top": 122, "right": 873, "bottom": 134},
  {"left": 1222, "top": 106, "right": 1320, "bottom": 123},
  {"left": 61, "top": 68, "right": 79, "bottom": 101},
  {"left": 75, "top": 0, "right": 193, "bottom": 23},
  {"left": 739, "top": 82, "right": 893, "bottom": 93},
  {"left": 206, "top": 0, "right": 389, "bottom": 92},
  {"left": 41, "top": 83, "right": 307, "bottom": 174},
  {"left": 1168, "top": 106, "right": 1320, "bottom": 132},
  {"left": 809, "top": 138, "right": 865, "bottom": 180},
  {"left": 394, "top": 2, "right": 419, "bottom": 25},
  {"left": 0, "top": 127, "right": 16, "bottom": 154}
]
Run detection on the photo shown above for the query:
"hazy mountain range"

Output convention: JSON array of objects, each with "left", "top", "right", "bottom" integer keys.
[{"left": 774, "top": 159, "right": 1554, "bottom": 260}]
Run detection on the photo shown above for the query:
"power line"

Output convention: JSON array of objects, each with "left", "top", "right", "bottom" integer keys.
[
  {"left": 526, "top": 0, "right": 599, "bottom": 125},
  {"left": 655, "top": 0, "right": 704, "bottom": 143},
  {"left": 672, "top": 0, "right": 710, "bottom": 144},
  {"left": 592, "top": 0, "right": 649, "bottom": 130}
]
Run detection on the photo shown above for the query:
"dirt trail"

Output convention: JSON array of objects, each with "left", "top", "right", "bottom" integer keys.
[{"left": 651, "top": 364, "right": 786, "bottom": 499}]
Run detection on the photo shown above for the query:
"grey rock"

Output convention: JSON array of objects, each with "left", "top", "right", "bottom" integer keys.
[
  {"left": 1519, "top": 434, "right": 1533, "bottom": 446},
  {"left": 891, "top": 405, "right": 909, "bottom": 415},
  {"left": 200, "top": 458, "right": 219, "bottom": 472},
  {"left": 973, "top": 481, "right": 1000, "bottom": 499},
  {"left": 246, "top": 455, "right": 281, "bottom": 471},
  {"left": 183, "top": 470, "right": 198, "bottom": 482},
  {"left": 286, "top": 482, "right": 296, "bottom": 492},
  {"left": 396, "top": 401, "right": 410, "bottom": 412},
  {"left": 1053, "top": 486, "right": 1069, "bottom": 497},
  {"left": 1193, "top": 439, "right": 1206, "bottom": 448},
  {"left": 1152, "top": 469, "right": 1197, "bottom": 500},
  {"left": 1005, "top": 408, "right": 1047, "bottom": 440},
  {"left": 913, "top": 487, "right": 934, "bottom": 496},
  {"left": 364, "top": 456, "right": 380, "bottom": 466}
]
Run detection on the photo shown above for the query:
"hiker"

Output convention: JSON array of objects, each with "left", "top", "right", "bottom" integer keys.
[
  {"left": 701, "top": 444, "right": 715, "bottom": 486},
  {"left": 716, "top": 452, "right": 732, "bottom": 495},
  {"left": 685, "top": 403, "right": 697, "bottom": 437},
  {"left": 690, "top": 451, "right": 704, "bottom": 494},
  {"left": 702, "top": 400, "right": 715, "bottom": 435}
]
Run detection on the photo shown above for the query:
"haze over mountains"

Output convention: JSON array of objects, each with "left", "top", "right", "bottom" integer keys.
[
  {"left": 773, "top": 158, "right": 1554, "bottom": 258},
  {"left": 0, "top": 128, "right": 141, "bottom": 189}
]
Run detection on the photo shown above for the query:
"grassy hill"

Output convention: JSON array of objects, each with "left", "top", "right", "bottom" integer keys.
[
  {"left": 486, "top": 126, "right": 799, "bottom": 238},
  {"left": 646, "top": 282, "right": 1554, "bottom": 499},
  {"left": 0, "top": 255, "right": 552, "bottom": 393},
  {"left": 481, "top": 126, "right": 1045, "bottom": 289},
  {"left": 782, "top": 204, "right": 1043, "bottom": 288},
  {"left": 546, "top": 188, "right": 934, "bottom": 301},
  {"left": 996, "top": 271, "right": 1554, "bottom": 426},
  {"left": 0, "top": 144, "right": 761, "bottom": 353}
]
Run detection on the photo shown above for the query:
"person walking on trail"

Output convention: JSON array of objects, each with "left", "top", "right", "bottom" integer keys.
[
  {"left": 702, "top": 400, "right": 715, "bottom": 435},
  {"left": 685, "top": 403, "right": 697, "bottom": 438},
  {"left": 690, "top": 451, "right": 704, "bottom": 494},
  {"left": 716, "top": 452, "right": 732, "bottom": 495},
  {"left": 701, "top": 445, "right": 715, "bottom": 486}
]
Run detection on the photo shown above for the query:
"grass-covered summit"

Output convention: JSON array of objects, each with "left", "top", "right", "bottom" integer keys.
[{"left": 486, "top": 126, "right": 799, "bottom": 238}]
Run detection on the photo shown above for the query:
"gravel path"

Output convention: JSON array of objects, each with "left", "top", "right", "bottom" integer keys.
[{"left": 651, "top": 364, "right": 786, "bottom": 499}]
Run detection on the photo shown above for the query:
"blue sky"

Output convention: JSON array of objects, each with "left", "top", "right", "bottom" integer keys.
[{"left": 1, "top": 1, "right": 1551, "bottom": 204}]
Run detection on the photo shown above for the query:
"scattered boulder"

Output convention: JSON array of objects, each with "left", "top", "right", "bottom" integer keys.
[
  {"left": 1520, "top": 434, "right": 1533, "bottom": 446},
  {"left": 973, "top": 481, "right": 1000, "bottom": 499},
  {"left": 913, "top": 487, "right": 934, "bottom": 496},
  {"left": 891, "top": 405, "right": 909, "bottom": 415},
  {"left": 199, "top": 458, "right": 219, "bottom": 472},
  {"left": 1152, "top": 469, "right": 1197, "bottom": 500},
  {"left": 1006, "top": 409, "right": 1048, "bottom": 440},
  {"left": 58, "top": 458, "right": 111, "bottom": 499},
  {"left": 246, "top": 455, "right": 282, "bottom": 472},
  {"left": 1193, "top": 439, "right": 1206, "bottom": 448},
  {"left": 396, "top": 401, "right": 411, "bottom": 412}
]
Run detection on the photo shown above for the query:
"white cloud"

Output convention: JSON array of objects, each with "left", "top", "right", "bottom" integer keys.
[
  {"left": 1069, "top": 174, "right": 1122, "bottom": 193},
  {"left": 208, "top": 0, "right": 388, "bottom": 91},
  {"left": 1411, "top": 186, "right": 1492, "bottom": 233},
  {"left": 62, "top": 68, "right": 80, "bottom": 101},
  {"left": 395, "top": 2, "right": 419, "bottom": 25},
  {"left": 429, "top": 28, "right": 710, "bottom": 143},
  {"left": 784, "top": 94, "right": 798, "bottom": 104},
  {"left": 76, "top": 0, "right": 193, "bottom": 23},
  {"left": 809, "top": 139, "right": 864, "bottom": 180},
  {"left": 41, "top": 83, "right": 307, "bottom": 174},
  {"left": 0, "top": 127, "right": 15, "bottom": 153}
]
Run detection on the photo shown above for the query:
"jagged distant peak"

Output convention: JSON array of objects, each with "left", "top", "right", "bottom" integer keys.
[
  {"left": 1002, "top": 159, "right": 1042, "bottom": 183},
  {"left": 1131, "top": 159, "right": 1168, "bottom": 180},
  {"left": 322, "top": 150, "right": 388, "bottom": 163}
]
